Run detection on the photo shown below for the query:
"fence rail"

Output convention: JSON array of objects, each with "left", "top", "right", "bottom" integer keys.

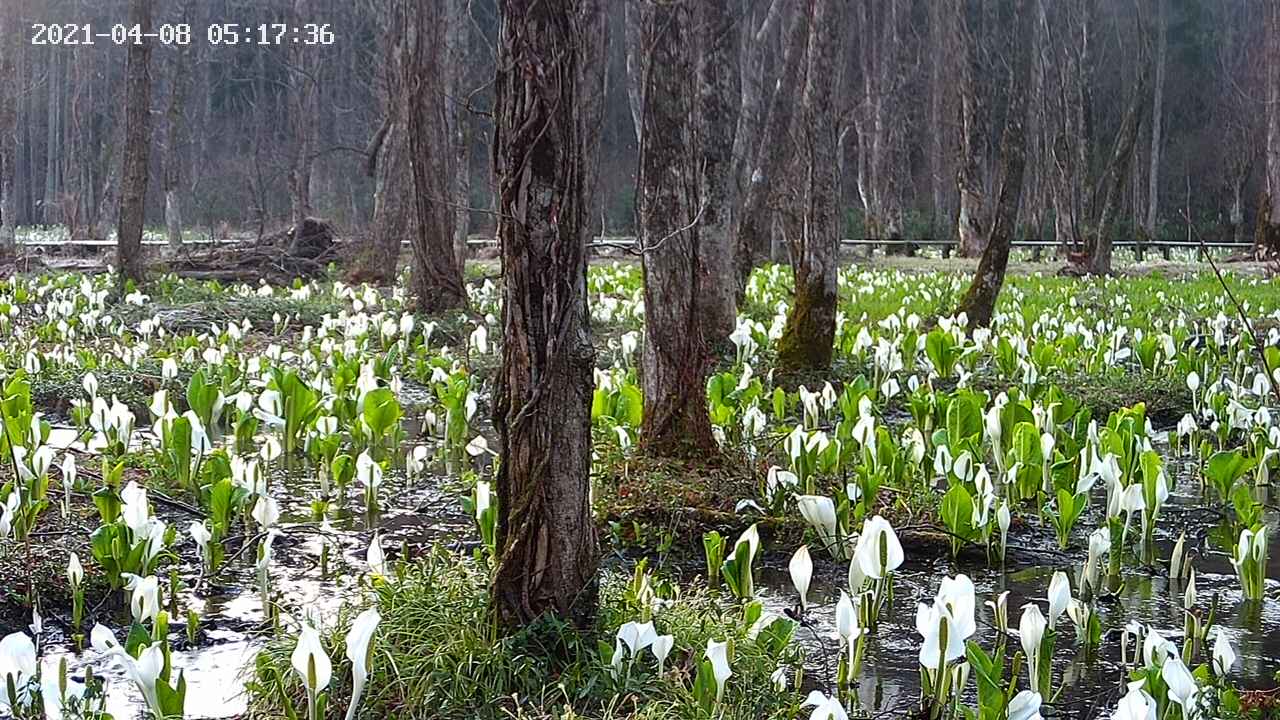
[{"left": 15, "top": 234, "right": 1255, "bottom": 261}]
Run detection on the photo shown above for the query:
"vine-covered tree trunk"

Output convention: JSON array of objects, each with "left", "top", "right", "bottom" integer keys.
[
  {"left": 696, "top": 0, "right": 741, "bottom": 346},
  {"left": 777, "top": 0, "right": 841, "bottom": 372},
  {"left": 636, "top": 0, "right": 717, "bottom": 457},
  {"left": 116, "top": 0, "right": 152, "bottom": 285},
  {"left": 401, "top": 0, "right": 466, "bottom": 312},
  {"left": 956, "top": 0, "right": 1032, "bottom": 329},
  {"left": 490, "top": 0, "right": 599, "bottom": 630},
  {"left": 733, "top": 7, "right": 809, "bottom": 297}
]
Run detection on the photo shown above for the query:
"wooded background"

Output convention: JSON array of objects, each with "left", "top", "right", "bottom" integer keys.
[{"left": 0, "top": 0, "right": 1277, "bottom": 256}]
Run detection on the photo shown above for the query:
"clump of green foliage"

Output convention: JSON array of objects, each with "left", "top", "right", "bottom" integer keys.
[{"left": 249, "top": 547, "right": 802, "bottom": 720}]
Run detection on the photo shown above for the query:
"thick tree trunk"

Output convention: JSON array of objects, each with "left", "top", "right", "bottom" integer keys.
[
  {"left": 733, "top": 7, "right": 810, "bottom": 296},
  {"left": 402, "top": 0, "right": 466, "bottom": 312},
  {"left": 491, "top": 0, "right": 598, "bottom": 630},
  {"left": 364, "top": 4, "right": 407, "bottom": 284},
  {"left": 368, "top": 119, "right": 410, "bottom": 283},
  {"left": 116, "top": 0, "right": 153, "bottom": 285},
  {"left": 636, "top": 1, "right": 717, "bottom": 457},
  {"left": 696, "top": 0, "right": 740, "bottom": 346},
  {"left": 777, "top": 0, "right": 842, "bottom": 373},
  {"left": 957, "top": 0, "right": 1032, "bottom": 329}
]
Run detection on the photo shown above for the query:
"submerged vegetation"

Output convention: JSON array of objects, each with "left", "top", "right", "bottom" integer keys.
[{"left": 0, "top": 263, "right": 1277, "bottom": 719}]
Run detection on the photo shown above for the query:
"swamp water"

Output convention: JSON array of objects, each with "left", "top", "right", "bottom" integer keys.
[{"left": 23, "top": 431, "right": 1280, "bottom": 719}]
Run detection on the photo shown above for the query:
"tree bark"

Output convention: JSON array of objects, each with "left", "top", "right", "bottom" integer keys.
[
  {"left": 287, "top": 0, "right": 316, "bottom": 226},
  {"left": 0, "top": 9, "right": 16, "bottom": 245},
  {"left": 777, "top": 0, "right": 842, "bottom": 372},
  {"left": 696, "top": 0, "right": 741, "bottom": 346},
  {"left": 491, "top": 0, "right": 598, "bottom": 630},
  {"left": 1260, "top": 0, "right": 1280, "bottom": 257},
  {"left": 623, "top": 0, "right": 645, "bottom": 146},
  {"left": 636, "top": 0, "right": 717, "bottom": 457},
  {"left": 578, "top": 0, "right": 609, "bottom": 240},
  {"left": 447, "top": 0, "right": 472, "bottom": 270},
  {"left": 733, "top": 6, "right": 810, "bottom": 296},
  {"left": 957, "top": 0, "right": 1032, "bottom": 329},
  {"left": 402, "top": 0, "right": 466, "bottom": 311},
  {"left": 1086, "top": 71, "right": 1148, "bottom": 275},
  {"left": 164, "top": 7, "right": 193, "bottom": 250},
  {"left": 1144, "top": 0, "right": 1166, "bottom": 239},
  {"left": 955, "top": 0, "right": 988, "bottom": 258},
  {"left": 116, "top": 0, "right": 153, "bottom": 286}
]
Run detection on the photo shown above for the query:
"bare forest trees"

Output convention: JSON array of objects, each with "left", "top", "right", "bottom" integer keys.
[
  {"left": 490, "top": 0, "right": 600, "bottom": 629},
  {"left": 776, "top": 0, "right": 842, "bottom": 371},
  {"left": 401, "top": 0, "right": 466, "bottom": 311},
  {"left": 956, "top": 0, "right": 1033, "bottom": 328},
  {"left": 635, "top": 1, "right": 719, "bottom": 458},
  {"left": 733, "top": 3, "right": 808, "bottom": 294},
  {"left": 852, "top": 0, "right": 909, "bottom": 243},
  {"left": 0, "top": 9, "right": 15, "bottom": 246},
  {"left": 116, "top": 0, "right": 153, "bottom": 285}
]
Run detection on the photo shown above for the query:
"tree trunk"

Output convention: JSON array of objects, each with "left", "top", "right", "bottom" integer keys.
[
  {"left": 777, "top": 0, "right": 842, "bottom": 373},
  {"left": 402, "top": 0, "right": 466, "bottom": 312},
  {"left": 368, "top": 119, "right": 410, "bottom": 283},
  {"left": 957, "top": 0, "right": 1032, "bottom": 329},
  {"left": 1086, "top": 72, "right": 1149, "bottom": 275},
  {"left": 733, "top": 6, "right": 810, "bottom": 296},
  {"left": 164, "top": 11, "right": 193, "bottom": 250},
  {"left": 116, "top": 0, "right": 153, "bottom": 286},
  {"left": 1144, "top": 0, "right": 1166, "bottom": 238},
  {"left": 447, "top": 0, "right": 472, "bottom": 270},
  {"left": 636, "top": 0, "right": 717, "bottom": 457},
  {"left": 955, "top": 0, "right": 987, "bottom": 258},
  {"left": 491, "top": 0, "right": 598, "bottom": 631},
  {"left": 928, "top": 0, "right": 951, "bottom": 243},
  {"left": 288, "top": 0, "right": 316, "bottom": 226},
  {"left": 578, "top": 0, "right": 609, "bottom": 241},
  {"left": 623, "top": 0, "right": 645, "bottom": 146},
  {"left": 1260, "top": 0, "right": 1280, "bottom": 257},
  {"left": 696, "top": 0, "right": 741, "bottom": 346},
  {"left": 0, "top": 10, "right": 16, "bottom": 245}
]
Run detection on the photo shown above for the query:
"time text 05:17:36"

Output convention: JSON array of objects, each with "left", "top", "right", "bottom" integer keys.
[{"left": 30, "top": 22, "right": 336, "bottom": 46}]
